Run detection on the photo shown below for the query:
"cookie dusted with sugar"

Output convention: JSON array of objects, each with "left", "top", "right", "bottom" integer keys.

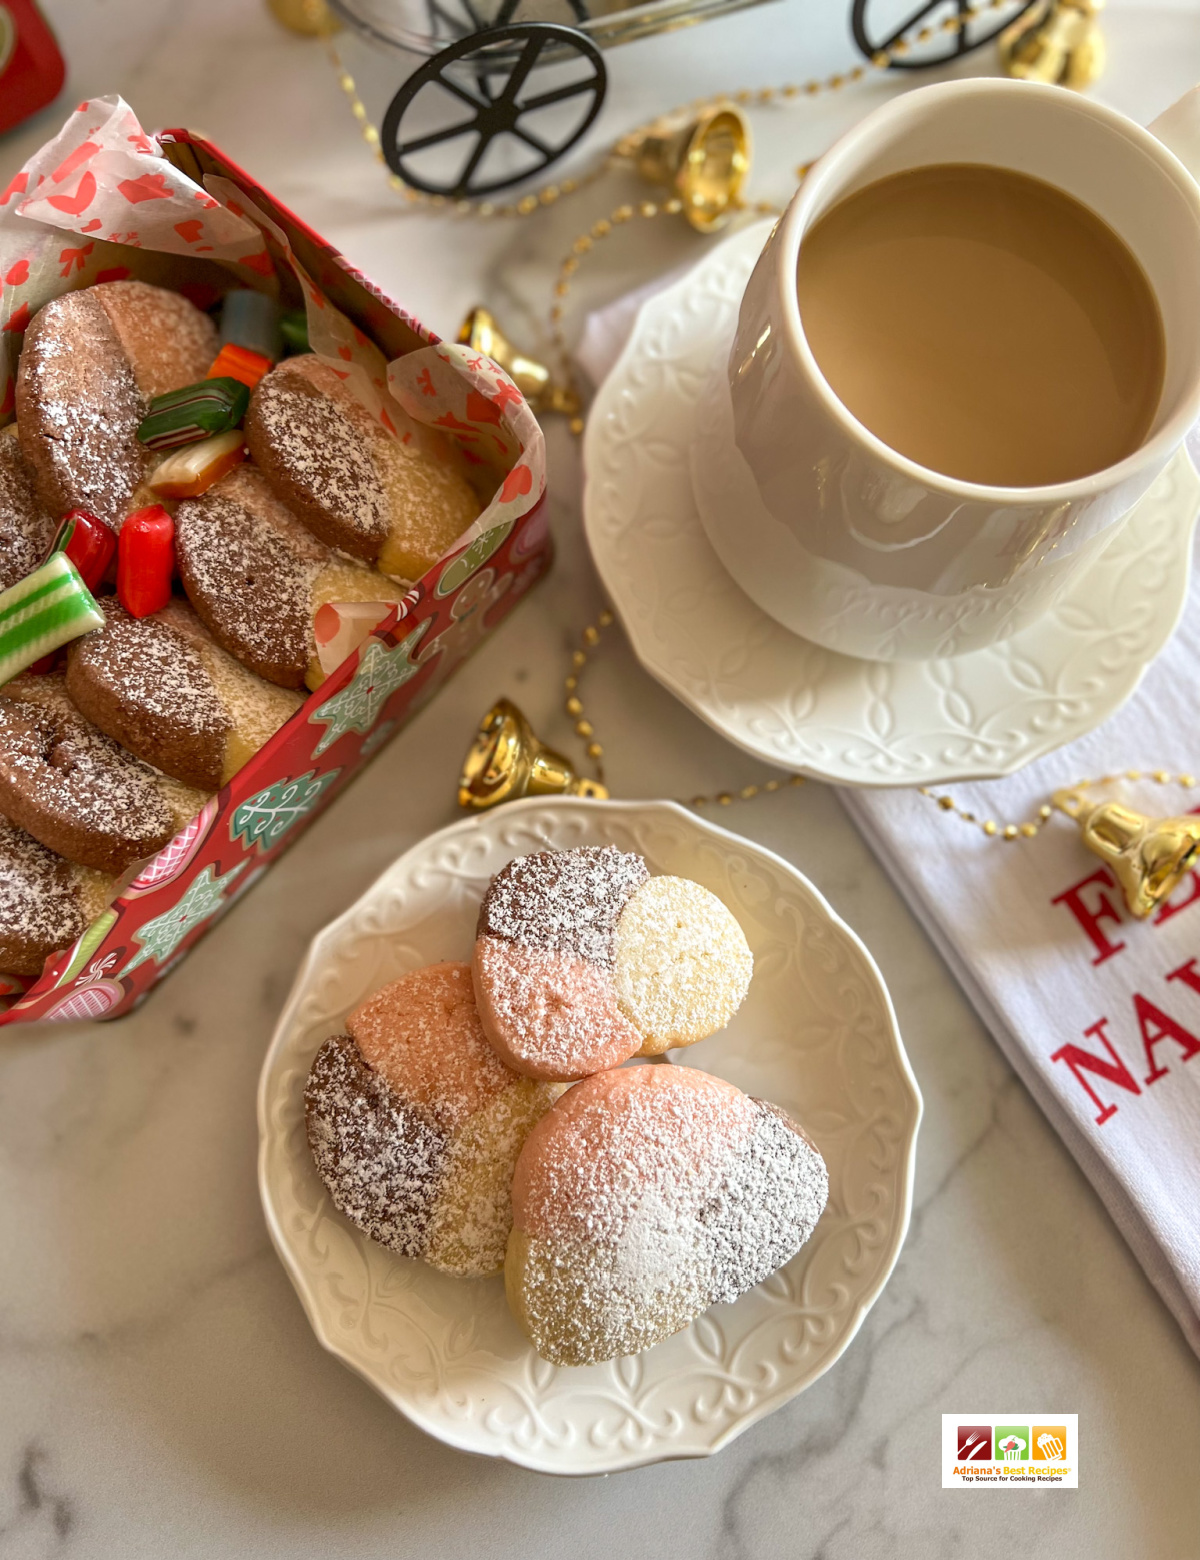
[
  {"left": 473, "top": 847, "right": 648, "bottom": 1080},
  {"left": 0, "top": 427, "right": 57, "bottom": 593},
  {"left": 472, "top": 847, "right": 753, "bottom": 1079},
  {"left": 174, "top": 465, "right": 408, "bottom": 690},
  {"left": 0, "top": 674, "right": 207, "bottom": 875},
  {"left": 0, "top": 815, "right": 112, "bottom": 978},
  {"left": 613, "top": 874, "right": 753, "bottom": 1055},
  {"left": 244, "top": 355, "right": 480, "bottom": 579},
  {"left": 15, "top": 281, "right": 218, "bottom": 527},
  {"left": 66, "top": 598, "right": 303, "bottom": 792},
  {"left": 305, "top": 962, "right": 561, "bottom": 1278},
  {"left": 505, "top": 1065, "right": 829, "bottom": 1366}
]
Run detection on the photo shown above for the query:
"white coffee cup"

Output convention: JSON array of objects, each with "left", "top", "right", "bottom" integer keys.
[{"left": 717, "top": 79, "right": 1200, "bottom": 662}]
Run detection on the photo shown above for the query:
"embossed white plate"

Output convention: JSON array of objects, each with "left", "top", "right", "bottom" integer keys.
[
  {"left": 582, "top": 219, "right": 1200, "bottom": 786},
  {"left": 258, "top": 799, "right": 921, "bottom": 1474}
]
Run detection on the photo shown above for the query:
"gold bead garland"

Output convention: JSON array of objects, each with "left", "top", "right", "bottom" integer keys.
[
  {"left": 922, "top": 770, "right": 1200, "bottom": 840},
  {"left": 563, "top": 607, "right": 613, "bottom": 784}
]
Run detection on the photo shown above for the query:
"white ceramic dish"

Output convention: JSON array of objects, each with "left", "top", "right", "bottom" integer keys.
[
  {"left": 582, "top": 219, "right": 1200, "bottom": 786},
  {"left": 258, "top": 798, "right": 921, "bottom": 1475}
]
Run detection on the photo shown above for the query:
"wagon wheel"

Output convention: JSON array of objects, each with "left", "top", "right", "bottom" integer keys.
[
  {"left": 381, "top": 22, "right": 607, "bottom": 199},
  {"left": 851, "top": 0, "right": 1044, "bottom": 68}
]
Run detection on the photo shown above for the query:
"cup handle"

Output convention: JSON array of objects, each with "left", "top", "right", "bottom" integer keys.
[
  {"left": 1149, "top": 86, "right": 1200, "bottom": 184},
  {"left": 1149, "top": 88, "right": 1200, "bottom": 475}
]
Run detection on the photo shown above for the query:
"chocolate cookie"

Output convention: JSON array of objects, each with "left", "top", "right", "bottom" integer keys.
[
  {"left": 175, "top": 465, "right": 407, "bottom": 690},
  {"left": 0, "top": 814, "right": 111, "bottom": 978},
  {"left": 16, "top": 281, "right": 218, "bottom": 527},
  {"left": 0, "top": 674, "right": 207, "bottom": 874},
  {"left": 477, "top": 846, "right": 649, "bottom": 969},
  {"left": 245, "top": 355, "right": 479, "bottom": 579},
  {"left": 0, "top": 427, "right": 57, "bottom": 593},
  {"left": 305, "top": 1032, "right": 447, "bottom": 1261},
  {"left": 66, "top": 597, "right": 303, "bottom": 791}
]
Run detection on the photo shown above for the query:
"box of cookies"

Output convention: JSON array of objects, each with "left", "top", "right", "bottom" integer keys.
[{"left": 0, "top": 96, "right": 550, "bottom": 1025}]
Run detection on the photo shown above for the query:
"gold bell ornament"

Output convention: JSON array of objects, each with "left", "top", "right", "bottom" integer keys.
[
  {"left": 1055, "top": 789, "right": 1200, "bottom": 918},
  {"left": 457, "top": 308, "right": 581, "bottom": 419},
  {"left": 999, "top": 0, "right": 1105, "bottom": 90},
  {"left": 629, "top": 103, "right": 751, "bottom": 234},
  {"left": 458, "top": 699, "right": 608, "bottom": 811},
  {"left": 265, "top": 0, "right": 339, "bottom": 35}
]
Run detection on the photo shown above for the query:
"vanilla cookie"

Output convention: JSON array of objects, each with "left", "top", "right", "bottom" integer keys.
[
  {"left": 305, "top": 962, "right": 560, "bottom": 1277},
  {"left": 0, "top": 814, "right": 111, "bottom": 978},
  {"left": 175, "top": 465, "right": 408, "bottom": 689},
  {"left": 0, "top": 426, "right": 57, "bottom": 593},
  {"left": 66, "top": 597, "right": 303, "bottom": 791},
  {"left": 613, "top": 875, "right": 754, "bottom": 1054},
  {"left": 506, "top": 1066, "right": 829, "bottom": 1366},
  {"left": 472, "top": 848, "right": 752, "bottom": 1079},
  {"left": 245, "top": 355, "right": 480, "bottom": 579},
  {"left": 0, "top": 674, "right": 207, "bottom": 874},
  {"left": 15, "top": 281, "right": 218, "bottom": 527}
]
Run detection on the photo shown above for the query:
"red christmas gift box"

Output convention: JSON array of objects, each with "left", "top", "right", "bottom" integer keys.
[{"left": 0, "top": 98, "right": 550, "bottom": 1025}]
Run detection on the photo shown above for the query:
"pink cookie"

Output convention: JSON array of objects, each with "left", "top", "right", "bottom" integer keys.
[{"left": 472, "top": 936, "right": 642, "bottom": 1082}]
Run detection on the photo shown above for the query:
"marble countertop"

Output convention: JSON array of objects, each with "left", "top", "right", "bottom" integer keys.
[{"left": 2, "top": 2, "right": 1199, "bottom": 1555}]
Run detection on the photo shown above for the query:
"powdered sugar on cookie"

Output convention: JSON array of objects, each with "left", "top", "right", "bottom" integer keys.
[
  {"left": 614, "top": 875, "right": 754, "bottom": 1053},
  {"left": 478, "top": 846, "right": 648, "bottom": 970},
  {"left": 508, "top": 1067, "right": 828, "bottom": 1365}
]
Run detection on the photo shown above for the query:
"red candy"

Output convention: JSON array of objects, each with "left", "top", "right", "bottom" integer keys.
[
  {"left": 30, "top": 509, "right": 118, "bottom": 671},
  {"left": 118, "top": 505, "right": 175, "bottom": 618},
  {"left": 52, "top": 509, "right": 117, "bottom": 592}
]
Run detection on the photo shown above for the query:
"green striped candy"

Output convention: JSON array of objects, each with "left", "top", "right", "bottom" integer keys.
[
  {"left": 0, "top": 552, "right": 104, "bottom": 686},
  {"left": 136, "top": 376, "right": 250, "bottom": 451}
]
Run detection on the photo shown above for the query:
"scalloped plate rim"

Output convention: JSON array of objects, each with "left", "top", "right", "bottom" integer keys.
[
  {"left": 257, "top": 797, "right": 921, "bottom": 1474},
  {"left": 581, "top": 218, "right": 1200, "bottom": 787}
]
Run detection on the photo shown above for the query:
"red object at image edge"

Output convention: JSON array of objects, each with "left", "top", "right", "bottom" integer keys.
[
  {"left": 117, "top": 505, "right": 175, "bottom": 618},
  {"left": 0, "top": 2, "right": 66, "bottom": 137}
]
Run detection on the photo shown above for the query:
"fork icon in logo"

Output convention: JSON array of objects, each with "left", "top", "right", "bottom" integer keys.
[
  {"left": 957, "top": 1425, "right": 992, "bottom": 1461},
  {"left": 1033, "top": 1425, "right": 1068, "bottom": 1463}
]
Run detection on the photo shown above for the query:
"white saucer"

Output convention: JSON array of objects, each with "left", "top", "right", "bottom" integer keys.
[
  {"left": 582, "top": 219, "right": 1200, "bottom": 786},
  {"left": 258, "top": 799, "right": 920, "bottom": 1475}
]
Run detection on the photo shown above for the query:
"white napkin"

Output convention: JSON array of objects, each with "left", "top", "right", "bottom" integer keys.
[
  {"left": 841, "top": 619, "right": 1200, "bottom": 1361},
  {"left": 580, "top": 267, "right": 1200, "bottom": 1364}
]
